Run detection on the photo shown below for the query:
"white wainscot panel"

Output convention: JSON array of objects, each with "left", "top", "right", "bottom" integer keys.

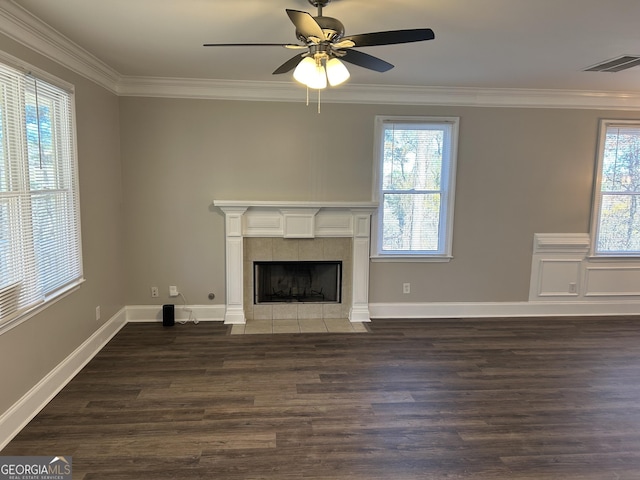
[
  {"left": 585, "top": 265, "right": 640, "bottom": 296},
  {"left": 537, "top": 259, "right": 581, "bottom": 297},
  {"left": 529, "top": 233, "right": 590, "bottom": 301}
]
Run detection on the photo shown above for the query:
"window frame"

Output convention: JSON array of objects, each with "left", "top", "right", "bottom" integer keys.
[
  {"left": 0, "top": 51, "right": 84, "bottom": 335},
  {"left": 371, "top": 115, "right": 459, "bottom": 261},
  {"left": 590, "top": 118, "right": 640, "bottom": 258}
]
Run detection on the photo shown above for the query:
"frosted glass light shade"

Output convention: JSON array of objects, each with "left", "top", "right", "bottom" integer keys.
[
  {"left": 326, "top": 58, "right": 350, "bottom": 86},
  {"left": 293, "top": 57, "right": 316, "bottom": 84},
  {"left": 293, "top": 57, "right": 327, "bottom": 89},
  {"left": 308, "top": 65, "right": 327, "bottom": 89}
]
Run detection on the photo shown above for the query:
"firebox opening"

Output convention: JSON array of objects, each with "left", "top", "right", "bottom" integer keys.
[{"left": 254, "top": 261, "right": 342, "bottom": 304}]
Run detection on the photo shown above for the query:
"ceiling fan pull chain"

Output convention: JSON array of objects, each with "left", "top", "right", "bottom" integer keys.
[
  {"left": 306, "top": 85, "right": 309, "bottom": 106},
  {"left": 317, "top": 88, "right": 321, "bottom": 113}
]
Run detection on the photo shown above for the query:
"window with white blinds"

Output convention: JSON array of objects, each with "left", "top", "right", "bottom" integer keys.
[
  {"left": 0, "top": 60, "right": 82, "bottom": 329},
  {"left": 372, "top": 116, "right": 459, "bottom": 259}
]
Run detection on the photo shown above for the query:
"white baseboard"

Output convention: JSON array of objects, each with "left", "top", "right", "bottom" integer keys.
[
  {"left": 128, "top": 301, "right": 640, "bottom": 323},
  {"left": 125, "top": 304, "right": 226, "bottom": 323},
  {"left": 0, "top": 307, "right": 127, "bottom": 451},
  {"left": 369, "top": 300, "right": 640, "bottom": 319}
]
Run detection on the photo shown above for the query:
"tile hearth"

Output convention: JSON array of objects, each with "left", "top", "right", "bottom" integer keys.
[{"left": 229, "top": 318, "right": 369, "bottom": 335}]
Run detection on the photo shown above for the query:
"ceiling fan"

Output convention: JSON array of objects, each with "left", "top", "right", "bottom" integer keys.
[{"left": 203, "top": 0, "right": 435, "bottom": 89}]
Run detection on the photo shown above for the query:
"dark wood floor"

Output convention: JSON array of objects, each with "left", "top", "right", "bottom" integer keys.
[{"left": 4, "top": 317, "right": 640, "bottom": 479}]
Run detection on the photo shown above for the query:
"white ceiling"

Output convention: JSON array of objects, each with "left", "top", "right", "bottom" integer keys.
[{"left": 7, "top": 0, "right": 640, "bottom": 94}]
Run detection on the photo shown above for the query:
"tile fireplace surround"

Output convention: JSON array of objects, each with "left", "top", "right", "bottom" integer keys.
[{"left": 214, "top": 201, "right": 377, "bottom": 325}]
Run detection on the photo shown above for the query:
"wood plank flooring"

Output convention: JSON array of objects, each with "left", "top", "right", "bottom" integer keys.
[{"left": 3, "top": 317, "right": 640, "bottom": 479}]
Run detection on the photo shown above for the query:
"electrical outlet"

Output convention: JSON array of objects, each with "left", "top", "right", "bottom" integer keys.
[
  {"left": 403, "top": 282, "right": 411, "bottom": 294},
  {"left": 568, "top": 282, "right": 577, "bottom": 294},
  {"left": 95, "top": 306, "right": 101, "bottom": 321},
  {"left": 151, "top": 286, "right": 159, "bottom": 298},
  {"left": 169, "top": 285, "right": 179, "bottom": 297}
]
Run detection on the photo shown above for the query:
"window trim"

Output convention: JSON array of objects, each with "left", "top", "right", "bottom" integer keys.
[
  {"left": 371, "top": 115, "right": 459, "bottom": 261},
  {"left": 0, "top": 51, "right": 84, "bottom": 335},
  {"left": 590, "top": 118, "right": 640, "bottom": 258}
]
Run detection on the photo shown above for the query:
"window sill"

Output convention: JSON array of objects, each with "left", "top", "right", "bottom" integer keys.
[
  {"left": 371, "top": 255, "right": 453, "bottom": 263},
  {"left": 0, "top": 278, "right": 85, "bottom": 336},
  {"left": 587, "top": 255, "right": 640, "bottom": 262}
]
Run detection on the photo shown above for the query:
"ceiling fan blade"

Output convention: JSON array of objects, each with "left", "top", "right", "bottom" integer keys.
[
  {"left": 340, "top": 49, "right": 394, "bottom": 72},
  {"left": 203, "top": 43, "right": 303, "bottom": 48},
  {"left": 286, "top": 9, "right": 325, "bottom": 40},
  {"left": 342, "top": 28, "right": 434, "bottom": 48},
  {"left": 272, "top": 54, "right": 305, "bottom": 75}
]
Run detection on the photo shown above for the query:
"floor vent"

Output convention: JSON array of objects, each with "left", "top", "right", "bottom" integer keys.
[{"left": 585, "top": 55, "right": 640, "bottom": 72}]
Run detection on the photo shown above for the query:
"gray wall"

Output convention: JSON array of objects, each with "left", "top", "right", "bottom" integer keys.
[
  {"left": 120, "top": 99, "right": 376, "bottom": 305},
  {"left": 0, "top": 35, "right": 124, "bottom": 414},
  {"left": 119, "top": 97, "right": 640, "bottom": 306}
]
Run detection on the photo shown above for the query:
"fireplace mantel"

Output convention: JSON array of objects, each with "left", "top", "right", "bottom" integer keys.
[{"left": 213, "top": 200, "right": 377, "bottom": 324}]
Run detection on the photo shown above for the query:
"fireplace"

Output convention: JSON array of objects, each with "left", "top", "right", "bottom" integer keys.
[
  {"left": 255, "top": 260, "right": 342, "bottom": 304},
  {"left": 214, "top": 200, "right": 376, "bottom": 324}
]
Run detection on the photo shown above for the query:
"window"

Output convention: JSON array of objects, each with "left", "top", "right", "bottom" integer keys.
[
  {"left": 592, "top": 119, "right": 640, "bottom": 256},
  {"left": 372, "top": 116, "right": 459, "bottom": 259},
  {"left": 0, "top": 59, "right": 82, "bottom": 329}
]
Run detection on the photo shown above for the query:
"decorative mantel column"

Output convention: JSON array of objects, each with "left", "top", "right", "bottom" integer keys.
[
  {"left": 217, "top": 205, "right": 248, "bottom": 324},
  {"left": 214, "top": 200, "right": 377, "bottom": 325},
  {"left": 349, "top": 210, "right": 373, "bottom": 322}
]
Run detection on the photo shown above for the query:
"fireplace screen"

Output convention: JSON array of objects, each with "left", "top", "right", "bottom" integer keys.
[{"left": 254, "top": 261, "right": 342, "bottom": 304}]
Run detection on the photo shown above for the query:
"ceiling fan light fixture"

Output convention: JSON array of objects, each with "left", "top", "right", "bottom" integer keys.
[
  {"left": 293, "top": 56, "right": 327, "bottom": 89},
  {"left": 326, "top": 57, "right": 350, "bottom": 86},
  {"left": 204, "top": 2, "right": 435, "bottom": 102}
]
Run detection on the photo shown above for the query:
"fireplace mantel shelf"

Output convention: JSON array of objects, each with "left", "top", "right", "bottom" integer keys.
[{"left": 213, "top": 200, "right": 378, "bottom": 209}]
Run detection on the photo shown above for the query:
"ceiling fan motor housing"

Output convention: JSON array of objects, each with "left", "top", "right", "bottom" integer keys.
[{"left": 308, "top": 0, "right": 332, "bottom": 8}]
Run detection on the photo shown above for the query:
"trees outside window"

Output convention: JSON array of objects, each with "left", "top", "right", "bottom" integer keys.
[{"left": 372, "top": 116, "right": 459, "bottom": 259}]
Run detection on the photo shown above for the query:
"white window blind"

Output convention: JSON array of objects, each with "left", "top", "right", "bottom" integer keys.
[
  {"left": 0, "top": 61, "right": 82, "bottom": 327},
  {"left": 373, "top": 116, "right": 459, "bottom": 258}
]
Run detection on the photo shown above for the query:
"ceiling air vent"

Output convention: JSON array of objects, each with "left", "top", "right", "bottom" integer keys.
[{"left": 585, "top": 55, "right": 640, "bottom": 72}]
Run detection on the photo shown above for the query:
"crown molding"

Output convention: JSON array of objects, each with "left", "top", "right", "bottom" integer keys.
[
  {"left": 115, "top": 76, "right": 307, "bottom": 102},
  {"left": 0, "top": 0, "right": 120, "bottom": 93},
  {"left": 116, "top": 76, "right": 640, "bottom": 110},
  {"left": 3, "top": 0, "right": 640, "bottom": 110}
]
